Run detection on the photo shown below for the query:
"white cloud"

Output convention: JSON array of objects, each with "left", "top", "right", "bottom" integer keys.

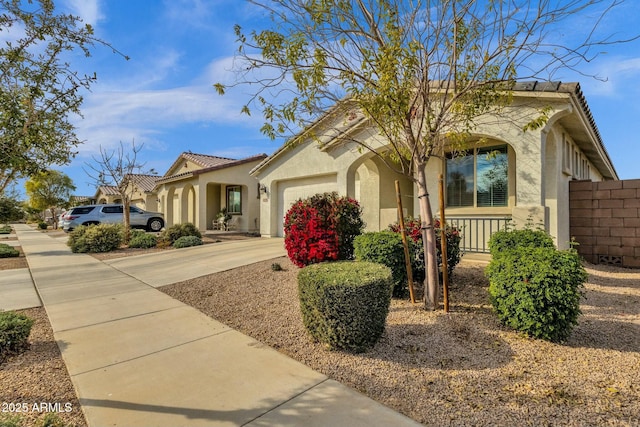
[
  {"left": 161, "top": 0, "right": 217, "bottom": 30},
  {"left": 63, "top": 0, "right": 103, "bottom": 27},
  {"left": 573, "top": 56, "right": 640, "bottom": 97},
  {"left": 73, "top": 64, "right": 263, "bottom": 158}
]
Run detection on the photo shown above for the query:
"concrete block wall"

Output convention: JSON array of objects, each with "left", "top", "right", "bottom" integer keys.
[{"left": 569, "top": 179, "right": 640, "bottom": 268}]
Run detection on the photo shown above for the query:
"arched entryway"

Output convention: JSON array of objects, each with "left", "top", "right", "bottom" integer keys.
[{"left": 181, "top": 184, "right": 196, "bottom": 224}]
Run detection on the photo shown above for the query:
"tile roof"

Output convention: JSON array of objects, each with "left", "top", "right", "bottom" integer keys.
[
  {"left": 162, "top": 152, "right": 236, "bottom": 179},
  {"left": 157, "top": 152, "right": 267, "bottom": 184},
  {"left": 127, "top": 174, "right": 159, "bottom": 192},
  {"left": 251, "top": 81, "right": 617, "bottom": 180},
  {"left": 181, "top": 152, "right": 236, "bottom": 169},
  {"left": 97, "top": 185, "right": 120, "bottom": 196}
]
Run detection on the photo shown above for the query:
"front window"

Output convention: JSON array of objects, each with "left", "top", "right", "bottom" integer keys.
[
  {"left": 226, "top": 186, "right": 242, "bottom": 214},
  {"left": 446, "top": 145, "right": 508, "bottom": 208}
]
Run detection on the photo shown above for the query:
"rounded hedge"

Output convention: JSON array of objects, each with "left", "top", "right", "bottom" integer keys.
[
  {"left": 0, "top": 311, "right": 34, "bottom": 359},
  {"left": 159, "top": 222, "right": 201, "bottom": 245},
  {"left": 353, "top": 231, "right": 411, "bottom": 297},
  {"left": 128, "top": 232, "right": 158, "bottom": 249},
  {"left": 0, "top": 243, "right": 19, "bottom": 258},
  {"left": 486, "top": 246, "right": 587, "bottom": 342},
  {"left": 488, "top": 228, "right": 555, "bottom": 257},
  {"left": 173, "top": 235, "right": 203, "bottom": 248},
  {"left": 298, "top": 261, "right": 393, "bottom": 352},
  {"left": 67, "top": 224, "right": 123, "bottom": 253}
]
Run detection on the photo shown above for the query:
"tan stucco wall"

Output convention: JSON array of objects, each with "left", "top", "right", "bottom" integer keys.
[
  {"left": 155, "top": 160, "right": 262, "bottom": 232},
  {"left": 253, "top": 93, "right": 613, "bottom": 248}
]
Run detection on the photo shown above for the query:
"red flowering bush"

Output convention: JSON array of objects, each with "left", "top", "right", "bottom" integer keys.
[
  {"left": 389, "top": 217, "right": 463, "bottom": 278},
  {"left": 284, "top": 192, "right": 364, "bottom": 267}
]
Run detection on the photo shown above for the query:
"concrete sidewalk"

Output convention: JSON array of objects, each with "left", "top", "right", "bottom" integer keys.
[{"left": 12, "top": 224, "right": 422, "bottom": 427}]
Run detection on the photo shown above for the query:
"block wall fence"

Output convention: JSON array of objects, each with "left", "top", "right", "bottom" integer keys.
[{"left": 569, "top": 179, "right": 640, "bottom": 268}]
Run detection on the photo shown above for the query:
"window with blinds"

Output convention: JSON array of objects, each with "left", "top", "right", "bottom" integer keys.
[{"left": 446, "top": 145, "right": 508, "bottom": 208}]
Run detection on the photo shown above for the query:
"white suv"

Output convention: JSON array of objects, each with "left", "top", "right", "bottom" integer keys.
[{"left": 62, "top": 204, "right": 165, "bottom": 232}]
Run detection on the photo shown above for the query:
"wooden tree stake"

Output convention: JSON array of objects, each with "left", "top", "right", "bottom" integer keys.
[{"left": 395, "top": 180, "right": 416, "bottom": 304}]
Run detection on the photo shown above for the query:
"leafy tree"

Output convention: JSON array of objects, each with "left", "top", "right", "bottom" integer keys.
[
  {"left": 0, "top": 0, "right": 127, "bottom": 193},
  {"left": 25, "top": 170, "right": 75, "bottom": 229},
  {"left": 84, "top": 141, "right": 156, "bottom": 243},
  {"left": 0, "top": 196, "right": 24, "bottom": 224},
  {"left": 216, "top": 0, "right": 635, "bottom": 309}
]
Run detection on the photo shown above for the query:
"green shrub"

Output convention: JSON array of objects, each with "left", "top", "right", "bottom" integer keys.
[
  {"left": 0, "top": 225, "right": 11, "bottom": 234},
  {"left": 0, "top": 243, "right": 19, "bottom": 258},
  {"left": 67, "top": 224, "right": 123, "bottom": 253},
  {"left": 486, "top": 246, "right": 587, "bottom": 342},
  {"left": 159, "top": 222, "right": 201, "bottom": 245},
  {"left": 271, "top": 262, "right": 283, "bottom": 271},
  {"left": 0, "top": 414, "right": 21, "bottom": 427},
  {"left": 488, "top": 227, "right": 555, "bottom": 257},
  {"left": 0, "top": 311, "right": 34, "bottom": 358},
  {"left": 173, "top": 235, "right": 203, "bottom": 248},
  {"left": 128, "top": 232, "right": 157, "bottom": 249},
  {"left": 38, "top": 221, "right": 48, "bottom": 230},
  {"left": 354, "top": 231, "right": 412, "bottom": 297},
  {"left": 39, "top": 413, "right": 67, "bottom": 427},
  {"left": 388, "top": 217, "right": 463, "bottom": 279},
  {"left": 298, "top": 261, "right": 393, "bottom": 352}
]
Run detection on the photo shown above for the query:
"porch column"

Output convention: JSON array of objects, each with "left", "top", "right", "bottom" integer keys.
[
  {"left": 197, "top": 181, "right": 207, "bottom": 231},
  {"left": 513, "top": 129, "right": 547, "bottom": 231}
]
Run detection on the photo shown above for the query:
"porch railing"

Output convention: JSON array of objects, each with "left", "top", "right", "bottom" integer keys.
[{"left": 444, "top": 217, "right": 511, "bottom": 254}]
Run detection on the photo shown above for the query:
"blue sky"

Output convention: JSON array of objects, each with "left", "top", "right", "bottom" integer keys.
[{"left": 54, "top": 0, "right": 640, "bottom": 196}]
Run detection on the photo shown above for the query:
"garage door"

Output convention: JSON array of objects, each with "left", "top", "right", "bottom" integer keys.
[{"left": 277, "top": 174, "right": 338, "bottom": 236}]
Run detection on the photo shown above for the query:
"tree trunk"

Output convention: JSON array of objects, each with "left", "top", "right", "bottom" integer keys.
[
  {"left": 123, "top": 198, "right": 131, "bottom": 244},
  {"left": 49, "top": 207, "right": 57, "bottom": 229},
  {"left": 416, "top": 164, "right": 440, "bottom": 310}
]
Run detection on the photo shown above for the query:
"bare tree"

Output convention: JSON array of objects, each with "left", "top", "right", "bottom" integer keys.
[
  {"left": 85, "top": 141, "right": 155, "bottom": 243},
  {"left": 216, "top": 0, "right": 637, "bottom": 309}
]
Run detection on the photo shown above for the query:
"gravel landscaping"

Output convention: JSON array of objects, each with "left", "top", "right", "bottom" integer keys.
[
  {"left": 161, "top": 256, "right": 640, "bottom": 427},
  {"left": 2, "top": 231, "right": 639, "bottom": 426},
  {"left": 0, "top": 308, "right": 86, "bottom": 427}
]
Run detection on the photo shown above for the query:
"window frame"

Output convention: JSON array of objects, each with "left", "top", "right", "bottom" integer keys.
[
  {"left": 445, "top": 144, "right": 510, "bottom": 209},
  {"left": 226, "top": 185, "right": 242, "bottom": 215}
]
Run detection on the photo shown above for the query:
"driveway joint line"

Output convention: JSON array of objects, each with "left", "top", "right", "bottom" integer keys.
[
  {"left": 240, "top": 378, "right": 330, "bottom": 426},
  {"left": 52, "top": 305, "right": 188, "bottom": 333},
  {"left": 70, "top": 329, "right": 234, "bottom": 377},
  {"left": 34, "top": 287, "right": 159, "bottom": 306}
]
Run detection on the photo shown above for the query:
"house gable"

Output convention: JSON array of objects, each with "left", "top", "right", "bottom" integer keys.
[
  {"left": 251, "top": 80, "right": 619, "bottom": 251},
  {"left": 163, "top": 152, "right": 237, "bottom": 179}
]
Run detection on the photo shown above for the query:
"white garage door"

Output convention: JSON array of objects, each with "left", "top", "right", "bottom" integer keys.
[{"left": 277, "top": 174, "right": 338, "bottom": 236}]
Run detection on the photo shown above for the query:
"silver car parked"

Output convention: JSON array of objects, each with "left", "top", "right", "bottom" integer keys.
[{"left": 62, "top": 204, "right": 165, "bottom": 232}]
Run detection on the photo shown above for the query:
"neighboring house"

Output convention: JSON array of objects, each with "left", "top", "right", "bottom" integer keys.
[
  {"left": 70, "top": 195, "right": 93, "bottom": 205},
  {"left": 92, "top": 174, "right": 158, "bottom": 210},
  {"left": 250, "top": 82, "right": 618, "bottom": 252},
  {"left": 154, "top": 152, "right": 268, "bottom": 232},
  {"left": 94, "top": 185, "right": 121, "bottom": 204},
  {"left": 124, "top": 174, "right": 159, "bottom": 211}
]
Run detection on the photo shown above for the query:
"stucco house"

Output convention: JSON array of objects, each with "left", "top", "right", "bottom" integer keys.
[
  {"left": 93, "top": 174, "right": 159, "bottom": 210},
  {"left": 125, "top": 174, "right": 160, "bottom": 211},
  {"left": 154, "top": 152, "right": 268, "bottom": 232},
  {"left": 93, "top": 185, "right": 121, "bottom": 205},
  {"left": 250, "top": 82, "right": 617, "bottom": 252}
]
